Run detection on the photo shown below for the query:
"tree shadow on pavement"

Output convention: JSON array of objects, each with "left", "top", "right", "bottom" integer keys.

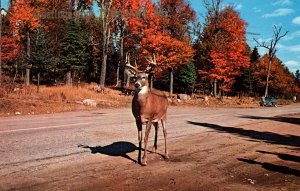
[
  {"left": 239, "top": 115, "right": 300, "bottom": 126},
  {"left": 238, "top": 158, "right": 300, "bottom": 177},
  {"left": 187, "top": 121, "right": 300, "bottom": 148},
  {"left": 78, "top": 141, "right": 138, "bottom": 163},
  {"left": 256, "top": 150, "right": 300, "bottom": 163}
]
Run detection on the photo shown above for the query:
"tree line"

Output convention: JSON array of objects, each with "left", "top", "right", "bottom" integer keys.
[{"left": 0, "top": 0, "right": 299, "bottom": 98}]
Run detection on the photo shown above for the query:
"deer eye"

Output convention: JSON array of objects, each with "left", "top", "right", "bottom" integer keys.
[{"left": 142, "top": 76, "right": 146, "bottom": 79}]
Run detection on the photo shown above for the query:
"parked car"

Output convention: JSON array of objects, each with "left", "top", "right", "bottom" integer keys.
[{"left": 260, "top": 96, "right": 277, "bottom": 107}]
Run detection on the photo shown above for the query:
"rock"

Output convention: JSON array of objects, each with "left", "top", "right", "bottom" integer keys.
[
  {"left": 83, "top": 99, "right": 98, "bottom": 107},
  {"left": 15, "top": 112, "right": 21, "bottom": 115},
  {"left": 178, "top": 94, "right": 190, "bottom": 101}
]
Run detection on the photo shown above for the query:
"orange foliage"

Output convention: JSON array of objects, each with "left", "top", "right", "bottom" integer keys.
[
  {"left": 209, "top": 7, "right": 250, "bottom": 92},
  {"left": 254, "top": 55, "right": 296, "bottom": 95},
  {"left": 8, "top": 0, "right": 46, "bottom": 41},
  {"left": 118, "top": 0, "right": 194, "bottom": 76},
  {"left": 1, "top": 36, "right": 20, "bottom": 63}
]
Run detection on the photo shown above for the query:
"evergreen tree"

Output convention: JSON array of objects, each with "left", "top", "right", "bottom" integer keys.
[
  {"left": 29, "top": 27, "right": 54, "bottom": 83},
  {"left": 295, "top": 70, "right": 300, "bottom": 87},
  {"left": 60, "top": 20, "right": 87, "bottom": 79},
  {"left": 250, "top": 47, "right": 260, "bottom": 63},
  {"left": 175, "top": 61, "right": 197, "bottom": 93}
]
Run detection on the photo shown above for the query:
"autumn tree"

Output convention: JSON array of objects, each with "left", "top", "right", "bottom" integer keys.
[
  {"left": 194, "top": 0, "right": 221, "bottom": 95},
  {"left": 253, "top": 54, "right": 296, "bottom": 98},
  {"left": 254, "top": 25, "right": 288, "bottom": 97},
  {"left": 112, "top": 0, "right": 143, "bottom": 87},
  {"left": 8, "top": 0, "right": 46, "bottom": 85},
  {"left": 195, "top": 1, "right": 249, "bottom": 96},
  {"left": 157, "top": 0, "right": 195, "bottom": 92},
  {"left": 97, "top": 0, "right": 113, "bottom": 90}
]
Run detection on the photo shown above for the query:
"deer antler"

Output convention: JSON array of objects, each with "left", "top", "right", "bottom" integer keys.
[
  {"left": 146, "top": 54, "right": 157, "bottom": 66},
  {"left": 125, "top": 52, "right": 140, "bottom": 73},
  {"left": 145, "top": 54, "right": 157, "bottom": 73}
]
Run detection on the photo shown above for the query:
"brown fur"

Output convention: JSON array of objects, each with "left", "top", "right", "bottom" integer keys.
[{"left": 132, "top": 76, "right": 168, "bottom": 166}]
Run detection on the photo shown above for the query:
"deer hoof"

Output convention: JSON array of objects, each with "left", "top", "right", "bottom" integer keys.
[
  {"left": 141, "top": 161, "right": 147, "bottom": 166},
  {"left": 141, "top": 158, "right": 147, "bottom": 166},
  {"left": 164, "top": 154, "right": 169, "bottom": 160},
  {"left": 152, "top": 146, "right": 157, "bottom": 153}
]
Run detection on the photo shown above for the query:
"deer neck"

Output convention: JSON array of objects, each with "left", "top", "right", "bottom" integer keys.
[{"left": 135, "top": 86, "right": 150, "bottom": 105}]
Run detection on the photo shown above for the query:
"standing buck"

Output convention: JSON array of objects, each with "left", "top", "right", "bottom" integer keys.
[{"left": 126, "top": 55, "right": 168, "bottom": 166}]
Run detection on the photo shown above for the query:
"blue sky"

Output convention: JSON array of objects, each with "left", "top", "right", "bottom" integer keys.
[{"left": 2, "top": 0, "right": 300, "bottom": 73}]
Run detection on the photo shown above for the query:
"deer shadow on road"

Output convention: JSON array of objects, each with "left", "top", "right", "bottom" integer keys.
[{"left": 78, "top": 141, "right": 138, "bottom": 163}]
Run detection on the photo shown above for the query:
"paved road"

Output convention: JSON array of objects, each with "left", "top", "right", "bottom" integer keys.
[{"left": 0, "top": 103, "right": 299, "bottom": 189}]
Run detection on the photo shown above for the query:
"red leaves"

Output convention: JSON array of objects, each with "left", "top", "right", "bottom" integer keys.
[
  {"left": 9, "top": 0, "right": 42, "bottom": 41},
  {"left": 1, "top": 36, "right": 20, "bottom": 63},
  {"left": 208, "top": 7, "right": 250, "bottom": 92}
]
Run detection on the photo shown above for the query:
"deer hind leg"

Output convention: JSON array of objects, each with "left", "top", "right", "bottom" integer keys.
[
  {"left": 136, "top": 120, "right": 143, "bottom": 164},
  {"left": 161, "top": 119, "right": 169, "bottom": 159},
  {"left": 142, "top": 121, "right": 152, "bottom": 166},
  {"left": 152, "top": 122, "right": 159, "bottom": 153}
]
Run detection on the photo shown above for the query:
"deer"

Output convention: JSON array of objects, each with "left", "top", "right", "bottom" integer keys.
[{"left": 125, "top": 54, "right": 168, "bottom": 166}]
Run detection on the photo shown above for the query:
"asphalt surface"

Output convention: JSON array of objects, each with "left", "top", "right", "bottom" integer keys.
[{"left": 0, "top": 104, "right": 299, "bottom": 190}]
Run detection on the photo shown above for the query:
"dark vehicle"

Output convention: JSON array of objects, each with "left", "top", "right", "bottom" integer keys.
[{"left": 260, "top": 96, "right": 277, "bottom": 107}]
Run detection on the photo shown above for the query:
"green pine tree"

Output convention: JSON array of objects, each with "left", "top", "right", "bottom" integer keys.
[
  {"left": 175, "top": 62, "right": 197, "bottom": 93},
  {"left": 60, "top": 20, "right": 87, "bottom": 73},
  {"left": 30, "top": 27, "right": 54, "bottom": 82}
]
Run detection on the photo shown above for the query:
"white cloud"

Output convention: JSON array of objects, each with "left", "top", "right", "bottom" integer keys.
[
  {"left": 262, "top": 8, "right": 294, "bottom": 18},
  {"left": 257, "top": 47, "right": 268, "bottom": 56},
  {"left": 285, "top": 60, "right": 299, "bottom": 67},
  {"left": 253, "top": 7, "right": 261, "bottom": 13},
  {"left": 284, "top": 60, "right": 300, "bottom": 73},
  {"left": 278, "top": 44, "right": 300, "bottom": 52},
  {"left": 235, "top": 4, "right": 242, "bottom": 10},
  {"left": 272, "top": 0, "right": 293, "bottom": 6},
  {"left": 292, "top": 16, "right": 300, "bottom": 25},
  {"left": 283, "top": 30, "right": 300, "bottom": 40}
]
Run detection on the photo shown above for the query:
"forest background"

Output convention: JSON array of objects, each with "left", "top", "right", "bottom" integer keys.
[{"left": 0, "top": 0, "right": 300, "bottom": 99}]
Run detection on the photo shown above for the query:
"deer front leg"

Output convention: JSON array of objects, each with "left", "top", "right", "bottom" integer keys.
[
  {"left": 136, "top": 120, "right": 143, "bottom": 164},
  {"left": 152, "top": 122, "right": 159, "bottom": 153},
  {"left": 161, "top": 119, "right": 169, "bottom": 159},
  {"left": 142, "top": 121, "right": 152, "bottom": 166}
]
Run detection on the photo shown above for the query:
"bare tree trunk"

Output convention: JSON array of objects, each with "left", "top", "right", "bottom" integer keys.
[
  {"left": 25, "top": 68, "right": 30, "bottom": 86},
  {"left": 37, "top": 72, "right": 40, "bottom": 93},
  {"left": 264, "top": 59, "right": 272, "bottom": 97},
  {"left": 170, "top": 68, "right": 173, "bottom": 95},
  {"left": 254, "top": 26, "right": 288, "bottom": 98},
  {"left": 99, "top": 0, "right": 113, "bottom": 90},
  {"left": 66, "top": 71, "right": 72, "bottom": 86},
  {"left": 25, "top": 31, "right": 31, "bottom": 86},
  {"left": 213, "top": 78, "right": 217, "bottom": 96},
  {"left": 116, "top": 37, "right": 123, "bottom": 87}
]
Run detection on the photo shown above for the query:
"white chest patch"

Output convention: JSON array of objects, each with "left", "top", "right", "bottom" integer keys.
[{"left": 138, "top": 86, "right": 148, "bottom": 95}]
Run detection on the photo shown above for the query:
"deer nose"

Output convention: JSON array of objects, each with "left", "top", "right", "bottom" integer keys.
[{"left": 135, "top": 82, "right": 141, "bottom": 89}]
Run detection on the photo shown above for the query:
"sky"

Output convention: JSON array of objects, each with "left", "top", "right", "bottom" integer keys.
[
  {"left": 1, "top": 0, "right": 300, "bottom": 73},
  {"left": 190, "top": 0, "right": 300, "bottom": 73}
]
